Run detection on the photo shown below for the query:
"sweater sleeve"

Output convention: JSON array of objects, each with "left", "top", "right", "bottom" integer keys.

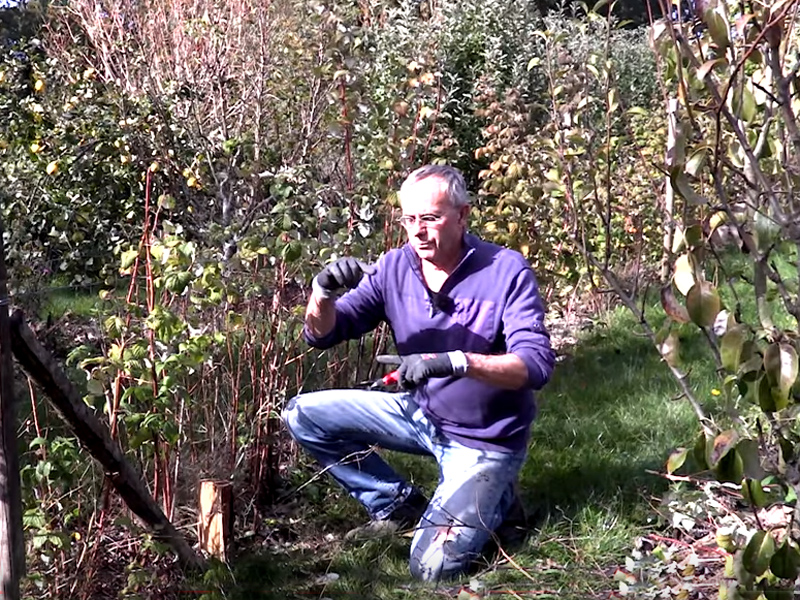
[
  {"left": 303, "top": 258, "right": 386, "bottom": 349},
  {"left": 502, "top": 266, "right": 555, "bottom": 390}
]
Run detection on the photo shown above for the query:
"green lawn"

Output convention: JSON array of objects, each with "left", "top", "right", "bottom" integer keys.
[{"left": 209, "top": 304, "right": 724, "bottom": 600}]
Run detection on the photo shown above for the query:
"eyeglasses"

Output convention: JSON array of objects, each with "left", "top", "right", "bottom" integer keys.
[{"left": 396, "top": 213, "right": 448, "bottom": 228}]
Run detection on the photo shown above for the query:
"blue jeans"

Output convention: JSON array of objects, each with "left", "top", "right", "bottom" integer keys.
[{"left": 281, "top": 388, "right": 527, "bottom": 582}]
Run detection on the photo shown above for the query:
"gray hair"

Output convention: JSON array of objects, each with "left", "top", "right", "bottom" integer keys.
[{"left": 400, "top": 165, "right": 470, "bottom": 208}]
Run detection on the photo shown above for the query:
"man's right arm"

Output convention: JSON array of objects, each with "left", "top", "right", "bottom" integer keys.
[
  {"left": 305, "top": 291, "right": 337, "bottom": 338},
  {"left": 302, "top": 256, "right": 386, "bottom": 349}
]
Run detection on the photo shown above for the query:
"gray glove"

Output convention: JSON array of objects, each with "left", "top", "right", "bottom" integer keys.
[
  {"left": 312, "top": 257, "right": 375, "bottom": 298},
  {"left": 377, "top": 352, "right": 468, "bottom": 389}
]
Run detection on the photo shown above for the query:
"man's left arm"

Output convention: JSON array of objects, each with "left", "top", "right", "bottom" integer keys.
[
  {"left": 465, "top": 267, "right": 555, "bottom": 390},
  {"left": 463, "top": 352, "right": 529, "bottom": 390}
]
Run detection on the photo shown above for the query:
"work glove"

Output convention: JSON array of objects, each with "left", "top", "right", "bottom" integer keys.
[
  {"left": 378, "top": 352, "right": 469, "bottom": 389},
  {"left": 312, "top": 257, "right": 375, "bottom": 299}
]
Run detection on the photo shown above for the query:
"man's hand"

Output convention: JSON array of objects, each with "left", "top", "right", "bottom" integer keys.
[
  {"left": 313, "top": 257, "right": 375, "bottom": 299},
  {"left": 388, "top": 351, "right": 469, "bottom": 389}
]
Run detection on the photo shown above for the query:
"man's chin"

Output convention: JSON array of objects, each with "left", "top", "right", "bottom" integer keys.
[{"left": 413, "top": 246, "right": 436, "bottom": 259}]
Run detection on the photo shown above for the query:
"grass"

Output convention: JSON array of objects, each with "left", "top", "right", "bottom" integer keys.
[
  {"left": 210, "top": 302, "right": 727, "bottom": 600},
  {"left": 39, "top": 285, "right": 105, "bottom": 320}
]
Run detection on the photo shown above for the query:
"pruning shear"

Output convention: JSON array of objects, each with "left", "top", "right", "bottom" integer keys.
[{"left": 360, "top": 354, "right": 403, "bottom": 390}]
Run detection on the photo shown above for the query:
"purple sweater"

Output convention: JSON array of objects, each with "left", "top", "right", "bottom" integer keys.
[{"left": 304, "top": 233, "right": 555, "bottom": 453}]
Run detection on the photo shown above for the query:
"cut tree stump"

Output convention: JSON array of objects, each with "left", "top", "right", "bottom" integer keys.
[
  {"left": 198, "top": 480, "right": 233, "bottom": 561},
  {"left": 9, "top": 310, "right": 204, "bottom": 570}
]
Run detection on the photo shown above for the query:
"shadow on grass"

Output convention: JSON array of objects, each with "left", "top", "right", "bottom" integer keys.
[{"left": 524, "top": 318, "right": 714, "bottom": 517}]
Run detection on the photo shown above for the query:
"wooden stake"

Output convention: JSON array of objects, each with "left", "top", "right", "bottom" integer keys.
[
  {"left": 0, "top": 216, "right": 24, "bottom": 600},
  {"left": 198, "top": 480, "right": 233, "bottom": 561}
]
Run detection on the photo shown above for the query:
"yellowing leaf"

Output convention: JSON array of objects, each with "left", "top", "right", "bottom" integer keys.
[
  {"left": 659, "top": 331, "right": 681, "bottom": 368},
  {"left": 672, "top": 226, "right": 686, "bottom": 254},
  {"left": 709, "top": 211, "right": 727, "bottom": 234},
  {"left": 673, "top": 254, "right": 696, "bottom": 296},
  {"left": 697, "top": 58, "right": 725, "bottom": 81},
  {"left": 660, "top": 285, "right": 690, "bottom": 323},
  {"left": 710, "top": 429, "right": 739, "bottom": 468},
  {"left": 763, "top": 343, "right": 798, "bottom": 405}
]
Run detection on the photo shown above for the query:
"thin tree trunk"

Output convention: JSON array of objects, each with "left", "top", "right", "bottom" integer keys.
[
  {"left": 661, "top": 97, "right": 678, "bottom": 281},
  {"left": 0, "top": 216, "right": 24, "bottom": 600}
]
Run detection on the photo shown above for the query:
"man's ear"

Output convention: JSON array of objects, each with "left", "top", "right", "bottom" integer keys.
[{"left": 459, "top": 205, "right": 470, "bottom": 223}]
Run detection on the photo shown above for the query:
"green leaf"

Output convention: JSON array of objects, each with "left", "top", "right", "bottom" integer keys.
[
  {"left": 753, "top": 211, "right": 781, "bottom": 251},
  {"left": 705, "top": 8, "right": 730, "bottom": 50},
  {"left": 120, "top": 249, "right": 139, "bottom": 270},
  {"left": 693, "top": 432, "right": 710, "bottom": 470},
  {"left": 683, "top": 224, "right": 703, "bottom": 248},
  {"left": 732, "top": 86, "right": 757, "bottom": 123},
  {"left": 764, "top": 588, "right": 795, "bottom": 600},
  {"left": 721, "top": 325, "right": 746, "bottom": 373},
  {"left": 755, "top": 374, "right": 778, "bottom": 412},
  {"left": 667, "top": 448, "right": 688, "bottom": 474},
  {"left": 742, "top": 531, "right": 776, "bottom": 576},
  {"left": 737, "top": 439, "right": 766, "bottom": 479},
  {"left": 670, "top": 170, "right": 707, "bottom": 205},
  {"left": 686, "top": 148, "right": 708, "bottom": 176},
  {"left": 166, "top": 271, "right": 193, "bottom": 294},
  {"left": 714, "top": 448, "right": 744, "bottom": 483},
  {"left": 769, "top": 541, "right": 800, "bottom": 580},
  {"left": 29, "top": 437, "right": 48, "bottom": 450},
  {"left": 86, "top": 378, "right": 105, "bottom": 396},
  {"left": 687, "top": 282, "right": 721, "bottom": 328},
  {"left": 763, "top": 343, "right": 798, "bottom": 405},
  {"left": 741, "top": 478, "right": 770, "bottom": 508}
]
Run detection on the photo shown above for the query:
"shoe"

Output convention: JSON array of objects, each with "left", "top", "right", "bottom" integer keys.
[
  {"left": 345, "top": 489, "right": 428, "bottom": 541},
  {"left": 494, "top": 494, "right": 529, "bottom": 548},
  {"left": 487, "top": 492, "right": 530, "bottom": 553}
]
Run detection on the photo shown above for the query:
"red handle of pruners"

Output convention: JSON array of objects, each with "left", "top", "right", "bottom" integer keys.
[{"left": 381, "top": 370, "right": 400, "bottom": 386}]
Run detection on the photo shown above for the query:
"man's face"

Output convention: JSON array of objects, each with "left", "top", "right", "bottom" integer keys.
[{"left": 399, "top": 176, "right": 468, "bottom": 267}]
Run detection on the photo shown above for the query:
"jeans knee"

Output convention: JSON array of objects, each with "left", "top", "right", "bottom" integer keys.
[
  {"left": 409, "top": 528, "right": 474, "bottom": 582},
  {"left": 281, "top": 395, "right": 304, "bottom": 440}
]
